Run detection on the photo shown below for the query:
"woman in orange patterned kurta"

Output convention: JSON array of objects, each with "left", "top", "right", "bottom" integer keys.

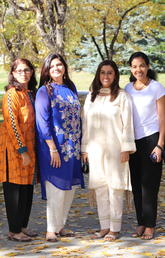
[{"left": 0, "top": 59, "right": 37, "bottom": 242}]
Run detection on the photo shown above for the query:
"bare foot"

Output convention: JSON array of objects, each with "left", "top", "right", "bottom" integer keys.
[
  {"left": 141, "top": 227, "right": 154, "bottom": 240},
  {"left": 46, "top": 232, "right": 58, "bottom": 242}
]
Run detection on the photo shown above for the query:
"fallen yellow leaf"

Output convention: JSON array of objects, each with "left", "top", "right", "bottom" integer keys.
[
  {"left": 157, "top": 250, "right": 165, "bottom": 256},
  {"left": 140, "top": 253, "right": 154, "bottom": 256},
  {"left": 5, "top": 252, "right": 21, "bottom": 256},
  {"left": 85, "top": 211, "right": 95, "bottom": 215}
]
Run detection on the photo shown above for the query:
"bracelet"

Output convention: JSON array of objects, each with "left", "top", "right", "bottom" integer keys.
[
  {"left": 156, "top": 144, "right": 164, "bottom": 152},
  {"left": 49, "top": 149, "right": 58, "bottom": 153}
]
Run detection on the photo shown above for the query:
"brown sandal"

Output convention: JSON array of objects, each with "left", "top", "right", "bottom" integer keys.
[
  {"left": 8, "top": 232, "right": 32, "bottom": 242},
  {"left": 58, "top": 229, "right": 75, "bottom": 237},
  {"left": 22, "top": 228, "right": 38, "bottom": 237},
  {"left": 132, "top": 226, "right": 145, "bottom": 238}
]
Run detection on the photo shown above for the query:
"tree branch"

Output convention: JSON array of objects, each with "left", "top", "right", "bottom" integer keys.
[
  {"left": 31, "top": 0, "right": 56, "bottom": 50},
  {"left": 54, "top": 0, "right": 67, "bottom": 25},
  {"left": 91, "top": 36, "right": 104, "bottom": 60},
  {"left": 7, "top": 0, "right": 67, "bottom": 55},
  {"left": 109, "top": 0, "right": 150, "bottom": 58},
  {"left": 9, "top": 0, "right": 35, "bottom": 11},
  {"left": 102, "top": 16, "right": 109, "bottom": 59},
  {"left": 47, "top": 0, "right": 56, "bottom": 30}
]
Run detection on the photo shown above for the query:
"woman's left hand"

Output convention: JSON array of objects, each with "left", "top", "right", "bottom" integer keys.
[
  {"left": 50, "top": 152, "right": 61, "bottom": 168},
  {"left": 151, "top": 146, "right": 162, "bottom": 163},
  {"left": 120, "top": 151, "right": 130, "bottom": 163}
]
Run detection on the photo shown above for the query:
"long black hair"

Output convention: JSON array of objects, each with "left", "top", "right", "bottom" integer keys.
[
  {"left": 90, "top": 60, "right": 120, "bottom": 102},
  {"left": 39, "top": 53, "right": 75, "bottom": 95},
  {"left": 129, "top": 52, "right": 157, "bottom": 82},
  {"left": 5, "top": 58, "right": 37, "bottom": 96}
]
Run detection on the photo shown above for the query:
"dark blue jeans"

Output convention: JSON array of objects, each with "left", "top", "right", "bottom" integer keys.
[{"left": 129, "top": 132, "right": 162, "bottom": 227}]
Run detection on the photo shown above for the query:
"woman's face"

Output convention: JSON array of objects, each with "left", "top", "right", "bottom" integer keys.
[
  {"left": 12, "top": 63, "right": 33, "bottom": 86},
  {"left": 100, "top": 65, "right": 115, "bottom": 88},
  {"left": 131, "top": 57, "right": 149, "bottom": 81},
  {"left": 49, "top": 58, "right": 65, "bottom": 82}
]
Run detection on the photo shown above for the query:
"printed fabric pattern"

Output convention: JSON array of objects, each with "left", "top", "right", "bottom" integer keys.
[
  {"left": 35, "top": 83, "right": 84, "bottom": 199},
  {"left": 51, "top": 92, "right": 81, "bottom": 162}
]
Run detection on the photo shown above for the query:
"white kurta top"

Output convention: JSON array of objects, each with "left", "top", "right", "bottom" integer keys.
[{"left": 81, "top": 89, "right": 136, "bottom": 190}]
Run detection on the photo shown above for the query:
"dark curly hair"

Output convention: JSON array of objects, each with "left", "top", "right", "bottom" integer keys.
[
  {"left": 5, "top": 58, "right": 37, "bottom": 97},
  {"left": 90, "top": 60, "right": 120, "bottom": 102},
  {"left": 129, "top": 52, "right": 157, "bottom": 82}
]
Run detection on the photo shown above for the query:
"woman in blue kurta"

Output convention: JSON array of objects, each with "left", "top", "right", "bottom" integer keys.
[{"left": 35, "top": 53, "right": 84, "bottom": 242}]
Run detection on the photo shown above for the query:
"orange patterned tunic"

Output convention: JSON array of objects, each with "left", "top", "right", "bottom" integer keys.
[{"left": 0, "top": 87, "right": 35, "bottom": 184}]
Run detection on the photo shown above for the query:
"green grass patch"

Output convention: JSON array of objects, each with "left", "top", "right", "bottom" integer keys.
[
  {"left": 0, "top": 63, "right": 164, "bottom": 91},
  {"left": 70, "top": 71, "right": 165, "bottom": 90},
  {"left": 0, "top": 65, "right": 164, "bottom": 122},
  {"left": 0, "top": 66, "right": 8, "bottom": 91},
  {"left": 70, "top": 72, "right": 130, "bottom": 90}
]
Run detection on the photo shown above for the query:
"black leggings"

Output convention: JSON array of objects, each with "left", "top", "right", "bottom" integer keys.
[
  {"left": 3, "top": 182, "right": 34, "bottom": 233},
  {"left": 129, "top": 132, "right": 162, "bottom": 228}
]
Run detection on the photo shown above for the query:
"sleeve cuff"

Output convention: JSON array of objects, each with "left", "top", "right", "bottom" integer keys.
[
  {"left": 18, "top": 146, "right": 28, "bottom": 154},
  {"left": 81, "top": 144, "right": 88, "bottom": 153},
  {"left": 121, "top": 142, "right": 136, "bottom": 153}
]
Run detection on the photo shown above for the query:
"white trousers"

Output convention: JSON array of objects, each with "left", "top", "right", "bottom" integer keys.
[
  {"left": 95, "top": 185, "right": 124, "bottom": 232},
  {"left": 46, "top": 181, "right": 76, "bottom": 233}
]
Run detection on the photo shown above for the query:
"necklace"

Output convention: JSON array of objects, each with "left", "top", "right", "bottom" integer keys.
[
  {"left": 134, "top": 78, "right": 150, "bottom": 91},
  {"left": 99, "top": 88, "right": 111, "bottom": 96}
]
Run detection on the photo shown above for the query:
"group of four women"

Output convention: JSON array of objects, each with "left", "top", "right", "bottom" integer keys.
[{"left": 0, "top": 52, "right": 164, "bottom": 242}]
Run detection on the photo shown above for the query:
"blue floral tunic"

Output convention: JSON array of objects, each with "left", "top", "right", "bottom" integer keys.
[{"left": 35, "top": 83, "right": 84, "bottom": 199}]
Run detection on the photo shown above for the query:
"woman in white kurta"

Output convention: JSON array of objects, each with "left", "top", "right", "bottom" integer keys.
[{"left": 82, "top": 60, "right": 136, "bottom": 241}]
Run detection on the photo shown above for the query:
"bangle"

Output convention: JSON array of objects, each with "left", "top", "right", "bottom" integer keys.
[
  {"left": 156, "top": 144, "right": 164, "bottom": 152},
  {"left": 49, "top": 149, "right": 58, "bottom": 153}
]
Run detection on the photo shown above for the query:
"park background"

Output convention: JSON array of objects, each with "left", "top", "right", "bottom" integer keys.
[
  {"left": 0, "top": 0, "right": 164, "bottom": 121},
  {"left": 0, "top": 1, "right": 165, "bottom": 257}
]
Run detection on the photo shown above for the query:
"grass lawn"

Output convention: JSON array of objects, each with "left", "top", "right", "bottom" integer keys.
[
  {"left": 0, "top": 68, "right": 129, "bottom": 91},
  {"left": 0, "top": 64, "right": 165, "bottom": 91},
  {"left": 0, "top": 64, "right": 165, "bottom": 122}
]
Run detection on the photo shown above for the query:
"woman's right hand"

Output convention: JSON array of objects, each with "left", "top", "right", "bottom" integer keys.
[
  {"left": 50, "top": 151, "right": 61, "bottom": 168},
  {"left": 82, "top": 152, "right": 88, "bottom": 163},
  {"left": 21, "top": 152, "right": 31, "bottom": 166}
]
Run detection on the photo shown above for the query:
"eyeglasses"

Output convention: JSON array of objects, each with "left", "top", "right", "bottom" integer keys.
[{"left": 15, "top": 69, "right": 31, "bottom": 74}]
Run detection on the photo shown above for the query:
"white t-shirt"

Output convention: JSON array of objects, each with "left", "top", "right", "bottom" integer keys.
[{"left": 125, "top": 80, "right": 165, "bottom": 140}]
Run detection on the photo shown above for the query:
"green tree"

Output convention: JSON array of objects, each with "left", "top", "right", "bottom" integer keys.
[
  {"left": 1, "top": 0, "right": 67, "bottom": 62},
  {"left": 67, "top": 0, "right": 164, "bottom": 71},
  {"left": 0, "top": 0, "right": 164, "bottom": 72}
]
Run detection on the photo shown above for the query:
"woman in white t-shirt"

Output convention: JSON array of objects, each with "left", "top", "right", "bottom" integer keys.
[{"left": 125, "top": 52, "right": 165, "bottom": 240}]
